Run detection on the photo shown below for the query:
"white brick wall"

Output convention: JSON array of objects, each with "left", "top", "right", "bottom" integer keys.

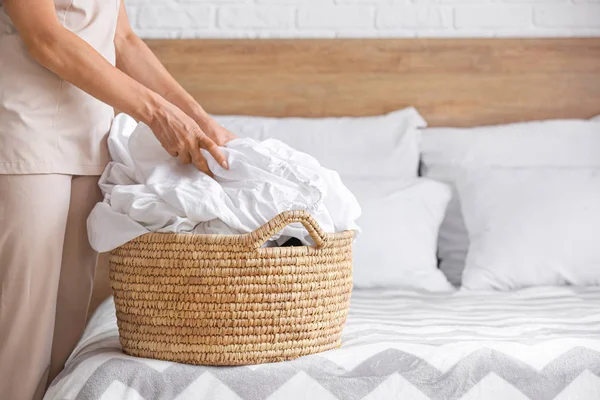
[{"left": 125, "top": 0, "right": 600, "bottom": 38}]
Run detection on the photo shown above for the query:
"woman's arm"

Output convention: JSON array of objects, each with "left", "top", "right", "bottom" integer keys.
[
  {"left": 113, "top": 1, "right": 236, "bottom": 146},
  {"left": 4, "top": 0, "right": 228, "bottom": 173}
]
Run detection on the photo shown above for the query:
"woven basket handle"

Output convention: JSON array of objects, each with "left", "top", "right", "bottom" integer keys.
[{"left": 246, "top": 210, "right": 327, "bottom": 250}]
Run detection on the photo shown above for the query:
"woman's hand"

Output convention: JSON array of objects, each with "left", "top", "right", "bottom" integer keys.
[
  {"left": 149, "top": 99, "right": 229, "bottom": 175},
  {"left": 198, "top": 118, "right": 238, "bottom": 147}
]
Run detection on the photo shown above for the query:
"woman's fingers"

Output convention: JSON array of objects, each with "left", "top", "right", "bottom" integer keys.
[
  {"left": 178, "top": 150, "right": 192, "bottom": 165},
  {"left": 189, "top": 141, "right": 213, "bottom": 176},
  {"left": 199, "top": 135, "right": 229, "bottom": 170},
  {"left": 166, "top": 148, "right": 179, "bottom": 157},
  {"left": 195, "top": 157, "right": 213, "bottom": 177},
  {"left": 180, "top": 148, "right": 212, "bottom": 177},
  {"left": 148, "top": 100, "right": 230, "bottom": 174}
]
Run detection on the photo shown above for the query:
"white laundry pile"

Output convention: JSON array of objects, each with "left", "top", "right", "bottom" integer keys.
[{"left": 87, "top": 114, "right": 361, "bottom": 252}]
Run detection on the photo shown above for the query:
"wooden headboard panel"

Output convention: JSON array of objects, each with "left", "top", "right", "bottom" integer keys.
[
  {"left": 89, "top": 38, "right": 600, "bottom": 316},
  {"left": 146, "top": 38, "right": 600, "bottom": 126}
]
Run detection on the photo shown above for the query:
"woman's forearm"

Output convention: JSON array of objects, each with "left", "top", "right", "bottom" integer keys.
[
  {"left": 115, "top": 34, "right": 212, "bottom": 126},
  {"left": 5, "top": 0, "right": 163, "bottom": 125},
  {"left": 112, "top": 1, "right": 211, "bottom": 126},
  {"left": 27, "top": 27, "right": 162, "bottom": 124}
]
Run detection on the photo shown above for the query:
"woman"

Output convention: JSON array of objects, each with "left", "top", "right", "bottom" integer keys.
[{"left": 0, "top": 1, "right": 236, "bottom": 399}]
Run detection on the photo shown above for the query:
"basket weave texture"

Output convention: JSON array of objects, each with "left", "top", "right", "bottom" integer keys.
[{"left": 109, "top": 210, "right": 354, "bottom": 366}]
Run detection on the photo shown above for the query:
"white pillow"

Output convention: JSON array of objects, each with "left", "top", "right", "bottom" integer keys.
[
  {"left": 214, "top": 108, "right": 425, "bottom": 181},
  {"left": 215, "top": 109, "right": 453, "bottom": 291},
  {"left": 421, "top": 119, "right": 600, "bottom": 287},
  {"left": 349, "top": 178, "right": 453, "bottom": 291},
  {"left": 458, "top": 168, "right": 600, "bottom": 290},
  {"left": 419, "top": 165, "right": 468, "bottom": 287}
]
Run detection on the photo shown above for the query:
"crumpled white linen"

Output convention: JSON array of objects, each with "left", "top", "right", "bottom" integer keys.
[{"left": 87, "top": 114, "right": 361, "bottom": 252}]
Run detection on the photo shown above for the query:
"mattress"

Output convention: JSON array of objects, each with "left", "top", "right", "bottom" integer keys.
[{"left": 45, "top": 287, "right": 600, "bottom": 400}]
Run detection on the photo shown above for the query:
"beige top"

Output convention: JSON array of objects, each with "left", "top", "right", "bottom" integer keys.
[{"left": 0, "top": 0, "right": 119, "bottom": 175}]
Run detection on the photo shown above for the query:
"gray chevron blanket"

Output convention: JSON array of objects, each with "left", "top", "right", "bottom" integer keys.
[{"left": 45, "top": 287, "right": 600, "bottom": 400}]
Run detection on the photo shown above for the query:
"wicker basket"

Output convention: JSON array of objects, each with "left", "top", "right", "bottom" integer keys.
[{"left": 109, "top": 210, "right": 354, "bottom": 366}]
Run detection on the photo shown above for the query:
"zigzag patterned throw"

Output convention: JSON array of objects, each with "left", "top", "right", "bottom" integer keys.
[{"left": 46, "top": 288, "right": 600, "bottom": 400}]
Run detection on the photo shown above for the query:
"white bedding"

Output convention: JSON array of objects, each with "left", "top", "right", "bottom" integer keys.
[{"left": 46, "top": 287, "right": 600, "bottom": 400}]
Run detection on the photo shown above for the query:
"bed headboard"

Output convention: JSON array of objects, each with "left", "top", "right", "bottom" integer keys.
[
  {"left": 146, "top": 38, "right": 600, "bottom": 126},
  {"left": 89, "top": 38, "right": 600, "bottom": 316}
]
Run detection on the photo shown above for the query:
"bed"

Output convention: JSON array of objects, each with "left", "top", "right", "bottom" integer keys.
[
  {"left": 48, "top": 287, "right": 600, "bottom": 400},
  {"left": 70, "top": 38, "right": 600, "bottom": 400}
]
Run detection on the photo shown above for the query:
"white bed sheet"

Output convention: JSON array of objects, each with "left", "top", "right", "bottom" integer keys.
[{"left": 45, "top": 287, "right": 600, "bottom": 400}]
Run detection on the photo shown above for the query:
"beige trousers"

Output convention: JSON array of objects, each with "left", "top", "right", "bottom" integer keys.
[{"left": 0, "top": 174, "right": 101, "bottom": 400}]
